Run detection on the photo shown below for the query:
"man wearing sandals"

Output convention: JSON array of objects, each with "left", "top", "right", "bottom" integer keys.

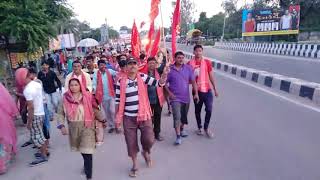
[
  {"left": 188, "top": 45, "right": 219, "bottom": 138},
  {"left": 165, "top": 51, "right": 199, "bottom": 145},
  {"left": 115, "top": 57, "right": 169, "bottom": 177}
]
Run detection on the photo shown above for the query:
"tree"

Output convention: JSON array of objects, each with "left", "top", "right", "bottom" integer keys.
[
  {"left": 208, "top": 13, "right": 225, "bottom": 38},
  {"left": 195, "top": 12, "right": 209, "bottom": 35},
  {"left": 81, "top": 28, "right": 101, "bottom": 42},
  {"left": 0, "top": 0, "right": 73, "bottom": 52},
  {"left": 222, "top": 0, "right": 237, "bottom": 14},
  {"left": 180, "top": 0, "right": 195, "bottom": 35},
  {"left": 108, "top": 27, "right": 119, "bottom": 39}
]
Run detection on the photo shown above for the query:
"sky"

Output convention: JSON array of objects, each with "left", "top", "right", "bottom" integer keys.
[{"left": 68, "top": 0, "right": 253, "bottom": 30}]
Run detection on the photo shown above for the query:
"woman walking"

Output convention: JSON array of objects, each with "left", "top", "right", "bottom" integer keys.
[
  {"left": 0, "top": 83, "right": 18, "bottom": 174},
  {"left": 57, "top": 78, "right": 96, "bottom": 180}
]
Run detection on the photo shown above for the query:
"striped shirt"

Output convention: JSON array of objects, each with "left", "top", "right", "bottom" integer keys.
[{"left": 115, "top": 73, "right": 161, "bottom": 117}]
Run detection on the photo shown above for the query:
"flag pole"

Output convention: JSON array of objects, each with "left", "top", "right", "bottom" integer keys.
[{"left": 159, "top": 0, "right": 168, "bottom": 65}]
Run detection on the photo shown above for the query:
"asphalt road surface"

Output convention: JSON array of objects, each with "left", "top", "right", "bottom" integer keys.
[
  {"left": 175, "top": 43, "right": 320, "bottom": 83},
  {"left": 3, "top": 70, "right": 320, "bottom": 180}
]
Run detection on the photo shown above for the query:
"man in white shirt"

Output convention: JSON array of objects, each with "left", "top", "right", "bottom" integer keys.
[
  {"left": 23, "top": 68, "right": 49, "bottom": 166},
  {"left": 280, "top": 10, "right": 292, "bottom": 30},
  {"left": 65, "top": 60, "right": 93, "bottom": 92}
]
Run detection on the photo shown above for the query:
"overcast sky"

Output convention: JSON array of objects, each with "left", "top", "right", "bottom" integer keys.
[{"left": 68, "top": 0, "right": 253, "bottom": 30}]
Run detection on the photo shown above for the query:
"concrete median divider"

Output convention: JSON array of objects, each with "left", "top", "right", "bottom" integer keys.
[
  {"left": 214, "top": 42, "right": 320, "bottom": 59},
  {"left": 174, "top": 49, "right": 320, "bottom": 106}
]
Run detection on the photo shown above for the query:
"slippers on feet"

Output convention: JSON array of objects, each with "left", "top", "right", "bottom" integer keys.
[
  {"left": 205, "top": 131, "right": 214, "bottom": 139},
  {"left": 129, "top": 168, "right": 138, "bottom": 178},
  {"left": 196, "top": 129, "right": 204, "bottom": 136}
]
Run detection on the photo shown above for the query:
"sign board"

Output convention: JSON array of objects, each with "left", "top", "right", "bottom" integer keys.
[
  {"left": 49, "top": 33, "right": 76, "bottom": 50},
  {"left": 242, "top": 5, "right": 300, "bottom": 36}
]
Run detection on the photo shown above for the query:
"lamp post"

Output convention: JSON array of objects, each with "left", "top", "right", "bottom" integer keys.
[{"left": 221, "top": 13, "right": 226, "bottom": 41}]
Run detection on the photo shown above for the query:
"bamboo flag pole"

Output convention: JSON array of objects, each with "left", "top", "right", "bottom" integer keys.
[{"left": 159, "top": 0, "right": 168, "bottom": 65}]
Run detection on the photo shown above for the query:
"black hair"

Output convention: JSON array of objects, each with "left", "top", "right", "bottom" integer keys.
[
  {"left": 41, "top": 60, "right": 50, "bottom": 66},
  {"left": 147, "top": 56, "right": 157, "bottom": 63},
  {"left": 72, "top": 60, "right": 82, "bottom": 66},
  {"left": 193, "top": 44, "right": 203, "bottom": 51},
  {"left": 117, "top": 54, "right": 127, "bottom": 61},
  {"left": 27, "top": 67, "right": 37, "bottom": 77},
  {"left": 118, "top": 60, "right": 127, "bottom": 68},
  {"left": 86, "top": 55, "right": 94, "bottom": 61},
  {"left": 174, "top": 51, "right": 185, "bottom": 58},
  {"left": 97, "top": 60, "right": 107, "bottom": 66},
  {"left": 139, "top": 54, "right": 146, "bottom": 60}
]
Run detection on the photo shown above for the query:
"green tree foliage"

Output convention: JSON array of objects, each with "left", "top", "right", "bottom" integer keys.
[
  {"left": 0, "top": 0, "right": 73, "bottom": 52},
  {"left": 109, "top": 27, "right": 119, "bottom": 39},
  {"left": 180, "top": 0, "right": 195, "bottom": 35},
  {"left": 195, "top": 12, "right": 224, "bottom": 38}
]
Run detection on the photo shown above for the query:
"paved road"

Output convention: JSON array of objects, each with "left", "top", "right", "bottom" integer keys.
[
  {"left": 174, "top": 43, "right": 320, "bottom": 83},
  {"left": 3, "top": 71, "right": 320, "bottom": 180}
]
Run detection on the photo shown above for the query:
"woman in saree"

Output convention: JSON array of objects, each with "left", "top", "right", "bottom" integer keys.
[{"left": 0, "top": 83, "right": 18, "bottom": 174}]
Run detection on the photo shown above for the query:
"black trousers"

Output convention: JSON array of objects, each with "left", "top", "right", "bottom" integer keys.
[
  {"left": 194, "top": 90, "right": 214, "bottom": 130},
  {"left": 151, "top": 103, "right": 162, "bottom": 137},
  {"left": 81, "top": 153, "right": 93, "bottom": 179}
]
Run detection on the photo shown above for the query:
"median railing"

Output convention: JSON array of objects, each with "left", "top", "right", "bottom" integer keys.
[{"left": 214, "top": 42, "right": 320, "bottom": 59}]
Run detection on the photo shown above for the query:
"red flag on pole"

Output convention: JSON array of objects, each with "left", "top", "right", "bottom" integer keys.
[
  {"left": 131, "top": 20, "right": 141, "bottom": 60},
  {"left": 171, "top": 0, "right": 181, "bottom": 58},
  {"left": 150, "top": 0, "right": 160, "bottom": 22},
  {"left": 145, "top": 21, "right": 155, "bottom": 55},
  {"left": 150, "top": 28, "right": 161, "bottom": 57}
]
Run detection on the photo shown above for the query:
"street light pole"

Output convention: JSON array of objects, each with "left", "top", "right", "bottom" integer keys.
[{"left": 221, "top": 13, "right": 226, "bottom": 41}]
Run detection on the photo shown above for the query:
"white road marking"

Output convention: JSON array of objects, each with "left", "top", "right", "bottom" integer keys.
[{"left": 215, "top": 71, "right": 320, "bottom": 113}]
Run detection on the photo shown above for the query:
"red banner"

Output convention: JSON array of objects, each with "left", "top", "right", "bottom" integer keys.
[
  {"left": 131, "top": 21, "right": 141, "bottom": 60},
  {"left": 150, "top": 0, "right": 160, "bottom": 22},
  {"left": 145, "top": 21, "right": 155, "bottom": 55},
  {"left": 171, "top": 0, "right": 181, "bottom": 58},
  {"left": 150, "top": 28, "right": 161, "bottom": 57}
]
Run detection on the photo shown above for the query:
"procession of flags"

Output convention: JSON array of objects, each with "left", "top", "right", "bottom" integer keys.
[{"left": 131, "top": 0, "right": 181, "bottom": 60}]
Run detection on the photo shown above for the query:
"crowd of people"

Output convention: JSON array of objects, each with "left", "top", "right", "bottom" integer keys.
[{"left": 0, "top": 44, "right": 218, "bottom": 179}]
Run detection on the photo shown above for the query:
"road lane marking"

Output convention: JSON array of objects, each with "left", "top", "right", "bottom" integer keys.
[{"left": 215, "top": 71, "right": 320, "bottom": 113}]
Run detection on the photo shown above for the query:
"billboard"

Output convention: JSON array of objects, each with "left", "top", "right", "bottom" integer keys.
[
  {"left": 242, "top": 5, "right": 300, "bottom": 37},
  {"left": 49, "top": 33, "right": 76, "bottom": 50}
]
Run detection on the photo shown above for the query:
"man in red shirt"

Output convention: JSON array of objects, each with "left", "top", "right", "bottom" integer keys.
[
  {"left": 245, "top": 12, "right": 256, "bottom": 32},
  {"left": 188, "top": 45, "right": 218, "bottom": 138}
]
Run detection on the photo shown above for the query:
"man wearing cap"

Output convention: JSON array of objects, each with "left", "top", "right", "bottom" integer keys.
[
  {"left": 93, "top": 60, "right": 118, "bottom": 133},
  {"left": 115, "top": 57, "right": 169, "bottom": 177}
]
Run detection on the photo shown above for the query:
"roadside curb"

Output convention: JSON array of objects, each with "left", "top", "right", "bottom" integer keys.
[{"left": 180, "top": 50, "right": 320, "bottom": 106}]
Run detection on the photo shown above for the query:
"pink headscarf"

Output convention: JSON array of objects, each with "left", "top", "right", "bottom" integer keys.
[
  {"left": 63, "top": 78, "right": 94, "bottom": 128},
  {"left": 0, "top": 83, "right": 18, "bottom": 153},
  {"left": 15, "top": 68, "right": 28, "bottom": 93}
]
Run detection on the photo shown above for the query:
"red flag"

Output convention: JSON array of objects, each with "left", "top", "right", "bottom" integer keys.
[
  {"left": 145, "top": 21, "right": 155, "bottom": 55},
  {"left": 131, "top": 20, "right": 141, "bottom": 59},
  {"left": 150, "top": 0, "right": 160, "bottom": 22},
  {"left": 140, "top": 21, "right": 146, "bottom": 29},
  {"left": 150, "top": 28, "right": 161, "bottom": 57},
  {"left": 171, "top": 0, "right": 181, "bottom": 58}
]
